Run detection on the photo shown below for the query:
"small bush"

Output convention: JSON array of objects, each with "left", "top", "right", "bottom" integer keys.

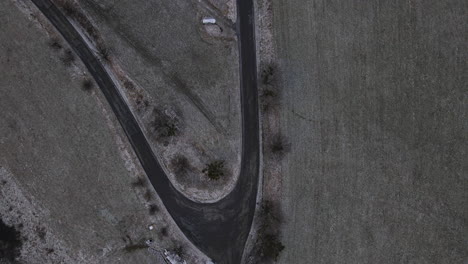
[
  {"left": 131, "top": 177, "right": 146, "bottom": 188},
  {"left": 49, "top": 39, "right": 62, "bottom": 50},
  {"left": 151, "top": 109, "right": 179, "bottom": 140},
  {"left": 261, "top": 65, "right": 274, "bottom": 85},
  {"left": 97, "top": 43, "right": 111, "bottom": 61},
  {"left": 202, "top": 160, "right": 225, "bottom": 180},
  {"left": 61, "top": 2, "right": 76, "bottom": 16},
  {"left": 143, "top": 190, "right": 153, "bottom": 201},
  {"left": 269, "top": 134, "right": 290, "bottom": 158},
  {"left": 260, "top": 86, "right": 280, "bottom": 112},
  {"left": 123, "top": 78, "right": 135, "bottom": 91},
  {"left": 171, "top": 245, "right": 184, "bottom": 257},
  {"left": 74, "top": 12, "right": 99, "bottom": 40},
  {"left": 259, "top": 234, "right": 284, "bottom": 261},
  {"left": 161, "top": 123, "right": 177, "bottom": 137},
  {"left": 170, "top": 155, "right": 190, "bottom": 175},
  {"left": 148, "top": 204, "right": 159, "bottom": 215},
  {"left": 61, "top": 49, "right": 75, "bottom": 66},
  {"left": 160, "top": 227, "right": 168, "bottom": 237},
  {"left": 251, "top": 200, "right": 285, "bottom": 263},
  {"left": 81, "top": 78, "right": 94, "bottom": 91},
  {"left": 262, "top": 89, "right": 276, "bottom": 98}
]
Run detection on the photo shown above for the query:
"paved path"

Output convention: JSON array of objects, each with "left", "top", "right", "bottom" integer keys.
[{"left": 30, "top": 0, "right": 259, "bottom": 263}]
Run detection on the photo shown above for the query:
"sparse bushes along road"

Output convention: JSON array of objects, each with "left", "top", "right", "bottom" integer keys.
[
  {"left": 261, "top": 64, "right": 275, "bottom": 85},
  {"left": 260, "top": 64, "right": 281, "bottom": 112},
  {"left": 250, "top": 201, "right": 285, "bottom": 263}
]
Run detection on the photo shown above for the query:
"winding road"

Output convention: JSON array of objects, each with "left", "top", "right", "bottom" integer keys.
[{"left": 31, "top": 0, "right": 259, "bottom": 263}]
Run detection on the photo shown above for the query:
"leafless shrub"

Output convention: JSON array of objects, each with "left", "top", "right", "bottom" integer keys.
[
  {"left": 61, "top": 1, "right": 76, "bottom": 16},
  {"left": 81, "top": 78, "right": 94, "bottom": 91},
  {"left": 74, "top": 11, "right": 99, "bottom": 40},
  {"left": 159, "top": 227, "right": 168, "bottom": 237},
  {"left": 260, "top": 86, "right": 280, "bottom": 112},
  {"left": 170, "top": 155, "right": 191, "bottom": 175},
  {"left": 250, "top": 201, "right": 285, "bottom": 263},
  {"left": 97, "top": 42, "right": 111, "bottom": 62},
  {"left": 260, "top": 63, "right": 281, "bottom": 112},
  {"left": 58, "top": 1, "right": 100, "bottom": 44},
  {"left": 148, "top": 204, "right": 159, "bottom": 215},
  {"left": 151, "top": 109, "right": 179, "bottom": 141},
  {"left": 131, "top": 177, "right": 146, "bottom": 188},
  {"left": 48, "top": 38, "right": 62, "bottom": 50},
  {"left": 170, "top": 245, "right": 184, "bottom": 258},
  {"left": 269, "top": 134, "right": 290, "bottom": 158},
  {"left": 202, "top": 160, "right": 225, "bottom": 180},
  {"left": 61, "top": 49, "right": 75, "bottom": 66},
  {"left": 261, "top": 64, "right": 275, "bottom": 85},
  {"left": 143, "top": 190, "right": 153, "bottom": 201},
  {"left": 134, "top": 94, "right": 150, "bottom": 112},
  {"left": 122, "top": 78, "right": 135, "bottom": 91}
]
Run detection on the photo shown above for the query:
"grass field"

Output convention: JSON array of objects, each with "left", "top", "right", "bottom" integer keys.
[
  {"left": 66, "top": 0, "right": 242, "bottom": 201},
  {"left": 271, "top": 0, "right": 467, "bottom": 263},
  {"left": 0, "top": 1, "right": 208, "bottom": 262}
]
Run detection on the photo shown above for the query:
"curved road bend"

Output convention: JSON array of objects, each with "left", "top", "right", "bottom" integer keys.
[{"left": 31, "top": 0, "right": 259, "bottom": 263}]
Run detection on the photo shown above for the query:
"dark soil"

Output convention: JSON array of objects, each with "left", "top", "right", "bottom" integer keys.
[{"left": 0, "top": 218, "right": 23, "bottom": 262}]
